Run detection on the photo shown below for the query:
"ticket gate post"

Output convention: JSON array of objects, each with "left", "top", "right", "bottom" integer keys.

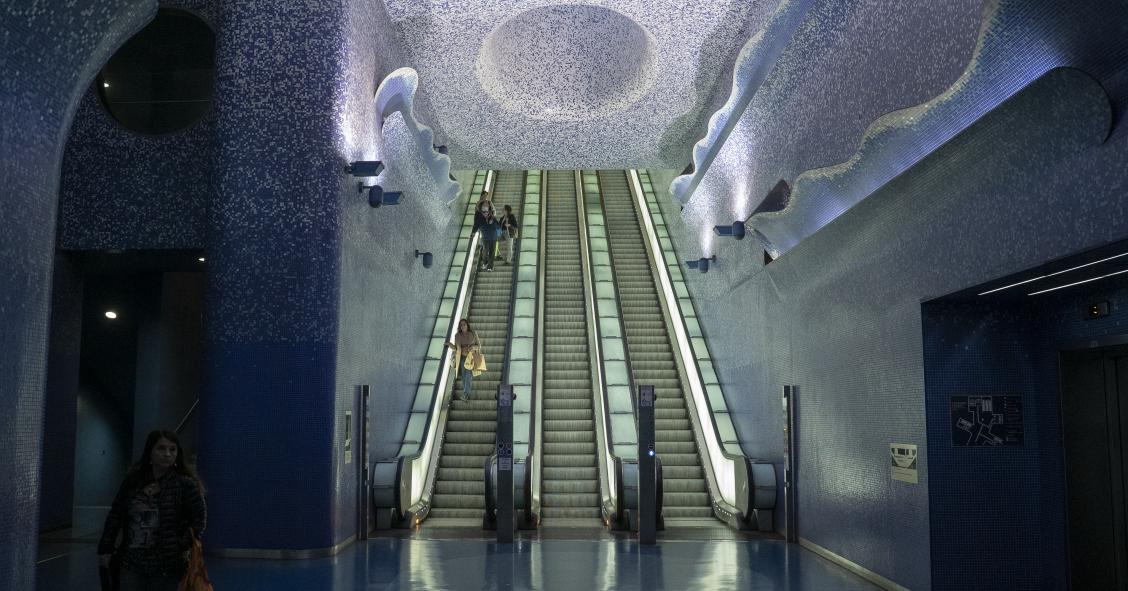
[
  {"left": 638, "top": 384, "right": 657, "bottom": 545},
  {"left": 496, "top": 384, "right": 514, "bottom": 543}
]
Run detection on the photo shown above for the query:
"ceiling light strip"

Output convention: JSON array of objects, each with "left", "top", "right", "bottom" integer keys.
[
  {"left": 978, "top": 251, "right": 1128, "bottom": 295},
  {"left": 1027, "top": 268, "right": 1128, "bottom": 296}
]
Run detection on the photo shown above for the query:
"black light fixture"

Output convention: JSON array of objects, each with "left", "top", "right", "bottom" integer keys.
[
  {"left": 685, "top": 255, "right": 717, "bottom": 274},
  {"left": 713, "top": 221, "right": 746, "bottom": 240},
  {"left": 358, "top": 183, "right": 403, "bottom": 208},
  {"left": 345, "top": 160, "right": 384, "bottom": 177},
  {"left": 415, "top": 250, "right": 433, "bottom": 269},
  {"left": 433, "top": 145, "right": 448, "bottom": 155}
]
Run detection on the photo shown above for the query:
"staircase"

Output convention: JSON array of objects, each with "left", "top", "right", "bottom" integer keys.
[
  {"left": 429, "top": 171, "right": 525, "bottom": 521},
  {"left": 540, "top": 170, "right": 602, "bottom": 521},
  {"left": 597, "top": 170, "right": 712, "bottom": 519}
]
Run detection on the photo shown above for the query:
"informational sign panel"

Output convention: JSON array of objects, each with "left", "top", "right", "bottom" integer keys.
[
  {"left": 950, "top": 395, "right": 1024, "bottom": 446},
  {"left": 890, "top": 443, "right": 918, "bottom": 484}
]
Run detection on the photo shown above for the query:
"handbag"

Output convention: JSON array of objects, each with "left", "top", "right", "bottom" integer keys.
[{"left": 178, "top": 530, "right": 213, "bottom": 591}]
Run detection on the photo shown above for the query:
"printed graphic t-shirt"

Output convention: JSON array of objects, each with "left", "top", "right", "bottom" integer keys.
[{"left": 128, "top": 482, "right": 161, "bottom": 548}]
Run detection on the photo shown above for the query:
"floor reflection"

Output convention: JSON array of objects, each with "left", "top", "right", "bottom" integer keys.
[{"left": 38, "top": 534, "right": 883, "bottom": 590}]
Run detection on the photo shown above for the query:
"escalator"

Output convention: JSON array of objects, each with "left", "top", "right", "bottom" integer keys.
[
  {"left": 597, "top": 170, "right": 712, "bottom": 520},
  {"left": 429, "top": 171, "right": 525, "bottom": 522},
  {"left": 539, "top": 170, "right": 602, "bottom": 522}
]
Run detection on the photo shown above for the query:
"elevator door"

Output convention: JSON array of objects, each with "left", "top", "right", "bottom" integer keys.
[{"left": 1061, "top": 344, "right": 1128, "bottom": 590}]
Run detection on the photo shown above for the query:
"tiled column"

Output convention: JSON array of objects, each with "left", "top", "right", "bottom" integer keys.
[{"left": 199, "top": 0, "right": 348, "bottom": 552}]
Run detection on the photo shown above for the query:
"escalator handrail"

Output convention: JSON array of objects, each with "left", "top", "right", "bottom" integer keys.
[
  {"left": 593, "top": 169, "right": 643, "bottom": 418},
  {"left": 574, "top": 169, "right": 628, "bottom": 523},
  {"left": 530, "top": 170, "right": 547, "bottom": 521}
]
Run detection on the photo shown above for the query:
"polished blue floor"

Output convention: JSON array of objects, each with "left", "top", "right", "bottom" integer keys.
[{"left": 37, "top": 531, "right": 881, "bottom": 590}]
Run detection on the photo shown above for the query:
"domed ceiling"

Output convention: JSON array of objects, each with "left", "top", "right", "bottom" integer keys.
[{"left": 382, "top": 0, "right": 771, "bottom": 170}]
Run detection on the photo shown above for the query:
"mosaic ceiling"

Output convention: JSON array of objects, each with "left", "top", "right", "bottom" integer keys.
[
  {"left": 381, "top": 0, "right": 1126, "bottom": 255},
  {"left": 382, "top": 0, "right": 771, "bottom": 170}
]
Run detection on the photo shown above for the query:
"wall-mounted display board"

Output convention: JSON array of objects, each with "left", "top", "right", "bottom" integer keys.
[{"left": 950, "top": 396, "right": 1024, "bottom": 446}]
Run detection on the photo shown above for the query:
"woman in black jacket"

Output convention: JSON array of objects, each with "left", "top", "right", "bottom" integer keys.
[{"left": 99, "top": 430, "right": 207, "bottom": 591}]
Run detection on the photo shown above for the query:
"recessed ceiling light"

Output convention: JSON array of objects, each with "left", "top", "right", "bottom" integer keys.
[
  {"left": 103, "top": 82, "right": 110, "bottom": 88},
  {"left": 198, "top": 257, "right": 206, "bottom": 262},
  {"left": 104, "top": 311, "right": 118, "bottom": 319}
]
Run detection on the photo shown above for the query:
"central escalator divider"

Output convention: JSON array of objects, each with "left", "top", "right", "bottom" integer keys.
[
  {"left": 430, "top": 171, "right": 526, "bottom": 522},
  {"left": 597, "top": 170, "right": 712, "bottom": 520},
  {"left": 540, "top": 170, "right": 602, "bottom": 522}
]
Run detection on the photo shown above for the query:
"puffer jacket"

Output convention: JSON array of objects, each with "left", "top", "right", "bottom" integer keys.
[{"left": 99, "top": 469, "right": 207, "bottom": 576}]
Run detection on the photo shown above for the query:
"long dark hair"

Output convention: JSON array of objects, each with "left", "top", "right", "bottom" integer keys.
[
  {"left": 126, "top": 430, "right": 205, "bottom": 493},
  {"left": 458, "top": 319, "right": 473, "bottom": 333}
]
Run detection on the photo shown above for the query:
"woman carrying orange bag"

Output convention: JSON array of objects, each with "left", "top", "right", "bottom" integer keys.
[{"left": 99, "top": 430, "right": 207, "bottom": 591}]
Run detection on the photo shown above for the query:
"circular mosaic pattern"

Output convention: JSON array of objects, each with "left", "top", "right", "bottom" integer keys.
[{"left": 475, "top": 4, "right": 657, "bottom": 122}]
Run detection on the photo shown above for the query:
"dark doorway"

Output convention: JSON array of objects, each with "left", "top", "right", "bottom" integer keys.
[
  {"left": 38, "top": 250, "right": 205, "bottom": 538},
  {"left": 1061, "top": 344, "right": 1128, "bottom": 590}
]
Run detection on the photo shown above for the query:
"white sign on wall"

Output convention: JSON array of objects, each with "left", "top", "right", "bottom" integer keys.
[{"left": 890, "top": 443, "right": 918, "bottom": 484}]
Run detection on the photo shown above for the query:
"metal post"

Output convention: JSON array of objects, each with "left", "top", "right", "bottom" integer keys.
[
  {"left": 497, "top": 384, "right": 514, "bottom": 543},
  {"left": 638, "top": 385, "right": 656, "bottom": 545},
  {"left": 783, "top": 385, "right": 798, "bottom": 543},
  {"left": 358, "top": 385, "right": 371, "bottom": 540}
]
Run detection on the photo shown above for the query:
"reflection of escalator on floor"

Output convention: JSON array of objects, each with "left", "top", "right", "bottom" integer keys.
[
  {"left": 429, "top": 171, "right": 525, "bottom": 522},
  {"left": 540, "top": 170, "right": 601, "bottom": 522},
  {"left": 598, "top": 170, "right": 712, "bottom": 520}
]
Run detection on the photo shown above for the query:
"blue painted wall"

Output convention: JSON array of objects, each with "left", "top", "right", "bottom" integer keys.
[
  {"left": 0, "top": 2, "right": 156, "bottom": 587},
  {"left": 654, "top": 67, "right": 1126, "bottom": 590}
]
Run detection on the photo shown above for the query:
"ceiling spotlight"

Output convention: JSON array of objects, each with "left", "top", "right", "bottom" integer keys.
[
  {"left": 345, "top": 160, "right": 384, "bottom": 177},
  {"left": 362, "top": 184, "right": 403, "bottom": 208},
  {"left": 197, "top": 257, "right": 206, "bottom": 262},
  {"left": 102, "top": 82, "right": 110, "bottom": 88},
  {"left": 713, "top": 221, "right": 746, "bottom": 240},
  {"left": 685, "top": 255, "right": 717, "bottom": 274},
  {"left": 104, "top": 311, "right": 118, "bottom": 319}
]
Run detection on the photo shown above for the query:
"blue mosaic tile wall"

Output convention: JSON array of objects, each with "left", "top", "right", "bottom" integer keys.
[
  {"left": 194, "top": 0, "right": 459, "bottom": 550},
  {"left": 197, "top": 0, "right": 349, "bottom": 551},
  {"left": 922, "top": 301, "right": 1063, "bottom": 590},
  {"left": 0, "top": 2, "right": 156, "bottom": 588},
  {"left": 653, "top": 68, "right": 1127, "bottom": 590},
  {"left": 56, "top": 0, "right": 217, "bottom": 251},
  {"left": 923, "top": 286, "right": 1128, "bottom": 590},
  {"left": 38, "top": 254, "right": 84, "bottom": 532}
]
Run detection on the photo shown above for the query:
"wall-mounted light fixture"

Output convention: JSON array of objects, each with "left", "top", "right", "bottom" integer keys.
[
  {"left": 433, "top": 145, "right": 448, "bottom": 155},
  {"left": 345, "top": 160, "right": 385, "bottom": 177},
  {"left": 713, "top": 221, "right": 746, "bottom": 240},
  {"left": 685, "top": 255, "right": 717, "bottom": 274},
  {"left": 415, "top": 250, "right": 433, "bottom": 269},
  {"left": 358, "top": 183, "right": 403, "bottom": 208}
]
